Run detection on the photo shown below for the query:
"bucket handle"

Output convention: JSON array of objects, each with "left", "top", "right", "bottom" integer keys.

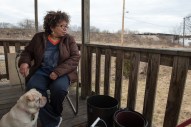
[{"left": 90, "top": 117, "right": 107, "bottom": 127}]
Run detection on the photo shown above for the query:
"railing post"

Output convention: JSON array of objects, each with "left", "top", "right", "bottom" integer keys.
[
  {"left": 3, "top": 42, "right": 10, "bottom": 79},
  {"left": 127, "top": 52, "right": 140, "bottom": 109},
  {"left": 163, "top": 56, "right": 189, "bottom": 127},
  {"left": 114, "top": 50, "right": 124, "bottom": 107},
  {"left": 143, "top": 53, "right": 160, "bottom": 127}
]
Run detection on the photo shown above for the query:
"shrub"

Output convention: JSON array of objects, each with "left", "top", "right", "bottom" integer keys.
[{"left": 123, "top": 59, "right": 131, "bottom": 78}]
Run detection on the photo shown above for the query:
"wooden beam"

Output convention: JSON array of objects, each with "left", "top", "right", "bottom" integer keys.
[
  {"left": 81, "top": 0, "right": 90, "bottom": 44},
  {"left": 104, "top": 49, "right": 111, "bottom": 95},
  {"left": 143, "top": 53, "right": 160, "bottom": 127},
  {"left": 81, "top": 0, "right": 90, "bottom": 98},
  {"left": 127, "top": 52, "right": 140, "bottom": 109},
  {"left": 95, "top": 48, "right": 101, "bottom": 94},
  {"left": 34, "top": 0, "right": 38, "bottom": 32},
  {"left": 163, "top": 56, "right": 189, "bottom": 127},
  {"left": 114, "top": 50, "right": 124, "bottom": 107}
]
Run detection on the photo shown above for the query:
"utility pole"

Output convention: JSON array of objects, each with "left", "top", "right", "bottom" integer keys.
[
  {"left": 121, "top": 0, "right": 125, "bottom": 45},
  {"left": 183, "top": 17, "right": 186, "bottom": 46}
]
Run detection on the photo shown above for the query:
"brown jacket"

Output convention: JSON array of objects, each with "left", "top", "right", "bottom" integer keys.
[{"left": 18, "top": 32, "right": 80, "bottom": 83}]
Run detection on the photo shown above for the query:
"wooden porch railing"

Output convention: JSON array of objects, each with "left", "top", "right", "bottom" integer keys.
[
  {"left": 0, "top": 39, "right": 191, "bottom": 127},
  {"left": 80, "top": 43, "right": 191, "bottom": 127}
]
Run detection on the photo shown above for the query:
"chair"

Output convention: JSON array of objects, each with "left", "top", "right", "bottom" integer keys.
[{"left": 15, "top": 51, "right": 79, "bottom": 116}]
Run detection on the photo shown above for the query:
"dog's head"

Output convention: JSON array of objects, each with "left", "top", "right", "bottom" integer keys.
[{"left": 17, "top": 88, "right": 47, "bottom": 114}]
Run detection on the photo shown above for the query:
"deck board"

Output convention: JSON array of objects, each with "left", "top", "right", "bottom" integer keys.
[{"left": 0, "top": 84, "right": 87, "bottom": 127}]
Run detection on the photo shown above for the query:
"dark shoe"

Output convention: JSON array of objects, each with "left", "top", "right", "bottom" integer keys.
[{"left": 39, "top": 106, "right": 62, "bottom": 127}]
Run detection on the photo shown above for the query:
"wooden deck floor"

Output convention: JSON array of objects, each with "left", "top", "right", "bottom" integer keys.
[{"left": 0, "top": 84, "right": 87, "bottom": 127}]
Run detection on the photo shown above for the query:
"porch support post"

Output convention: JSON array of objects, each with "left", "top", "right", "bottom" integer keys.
[
  {"left": 34, "top": 0, "right": 38, "bottom": 32},
  {"left": 81, "top": 0, "right": 91, "bottom": 99}
]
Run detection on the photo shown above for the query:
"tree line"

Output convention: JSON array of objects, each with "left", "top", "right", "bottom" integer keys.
[
  {"left": 0, "top": 19, "right": 108, "bottom": 33},
  {"left": 1, "top": 18, "right": 191, "bottom": 35}
]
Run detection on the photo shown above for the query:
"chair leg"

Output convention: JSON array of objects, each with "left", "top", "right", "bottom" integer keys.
[
  {"left": 66, "top": 64, "right": 79, "bottom": 115},
  {"left": 66, "top": 95, "right": 78, "bottom": 115},
  {"left": 66, "top": 79, "right": 79, "bottom": 115}
]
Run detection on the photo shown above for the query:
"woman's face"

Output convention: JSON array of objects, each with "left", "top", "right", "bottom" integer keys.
[{"left": 51, "top": 20, "right": 68, "bottom": 37}]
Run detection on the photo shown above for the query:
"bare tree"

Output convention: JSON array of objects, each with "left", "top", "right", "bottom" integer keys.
[
  {"left": 185, "top": 16, "right": 191, "bottom": 33},
  {"left": 69, "top": 25, "right": 81, "bottom": 32},
  {"left": 0, "top": 22, "right": 14, "bottom": 28},
  {"left": 171, "top": 24, "right": 182, "bottom": 35},
  {"left": 18, "top": 19, "right": 35, "bottom": 29},
  {"left": 90, "top": 26, "right": 100, "bottom": 32}
]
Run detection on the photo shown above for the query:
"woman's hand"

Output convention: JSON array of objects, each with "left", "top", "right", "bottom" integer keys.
[
  {"left": 50, "top": 72, "right": 58, "bottom": 80},
  {"left": 19, "top": 63, "right": 29, "bottom": 77}
]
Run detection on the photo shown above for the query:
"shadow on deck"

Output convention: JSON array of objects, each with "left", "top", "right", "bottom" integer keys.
[{"left": 0, "top": 84, "right": 87, "bottom": 127}]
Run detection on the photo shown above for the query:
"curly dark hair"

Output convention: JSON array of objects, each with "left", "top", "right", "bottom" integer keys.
[{"left": 43, "top": 10, "right": 70, "bottom": 34}]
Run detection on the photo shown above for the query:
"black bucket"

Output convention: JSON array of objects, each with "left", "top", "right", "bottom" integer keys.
[
  {"left": 87, "top": 95, "right": 118, "bottom": 127},
  {"left": 113, "top": 109, "right": 148, "bottom": 127}
]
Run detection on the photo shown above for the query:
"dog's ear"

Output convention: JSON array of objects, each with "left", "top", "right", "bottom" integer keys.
[
  {"left": 39, "top": 96, "right": 47, "bottom": 107},
  {"left": 26, "top": 94, "right": 34, "bottom": 101}
]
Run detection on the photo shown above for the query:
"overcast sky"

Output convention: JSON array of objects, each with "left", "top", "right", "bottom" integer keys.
[{"left": 0, "top": 0, "right": 190, "bottom": 34}]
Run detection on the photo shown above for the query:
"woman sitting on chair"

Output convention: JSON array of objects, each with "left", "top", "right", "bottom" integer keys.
[{"left": 18, "top": 10, "right": 80, "bottom": 127}]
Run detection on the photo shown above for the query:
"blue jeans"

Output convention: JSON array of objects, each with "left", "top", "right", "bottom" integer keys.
[{"left": 26, "top": 68, "right": 70, "bottom": 127}]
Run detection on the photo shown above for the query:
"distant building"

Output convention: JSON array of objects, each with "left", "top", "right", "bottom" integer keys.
[
  {"left": 179, "top": 35, "right": 191, "bottom": 46},
  {"left": 136, "top": 33, "right": 179, "bottom": 43}
]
